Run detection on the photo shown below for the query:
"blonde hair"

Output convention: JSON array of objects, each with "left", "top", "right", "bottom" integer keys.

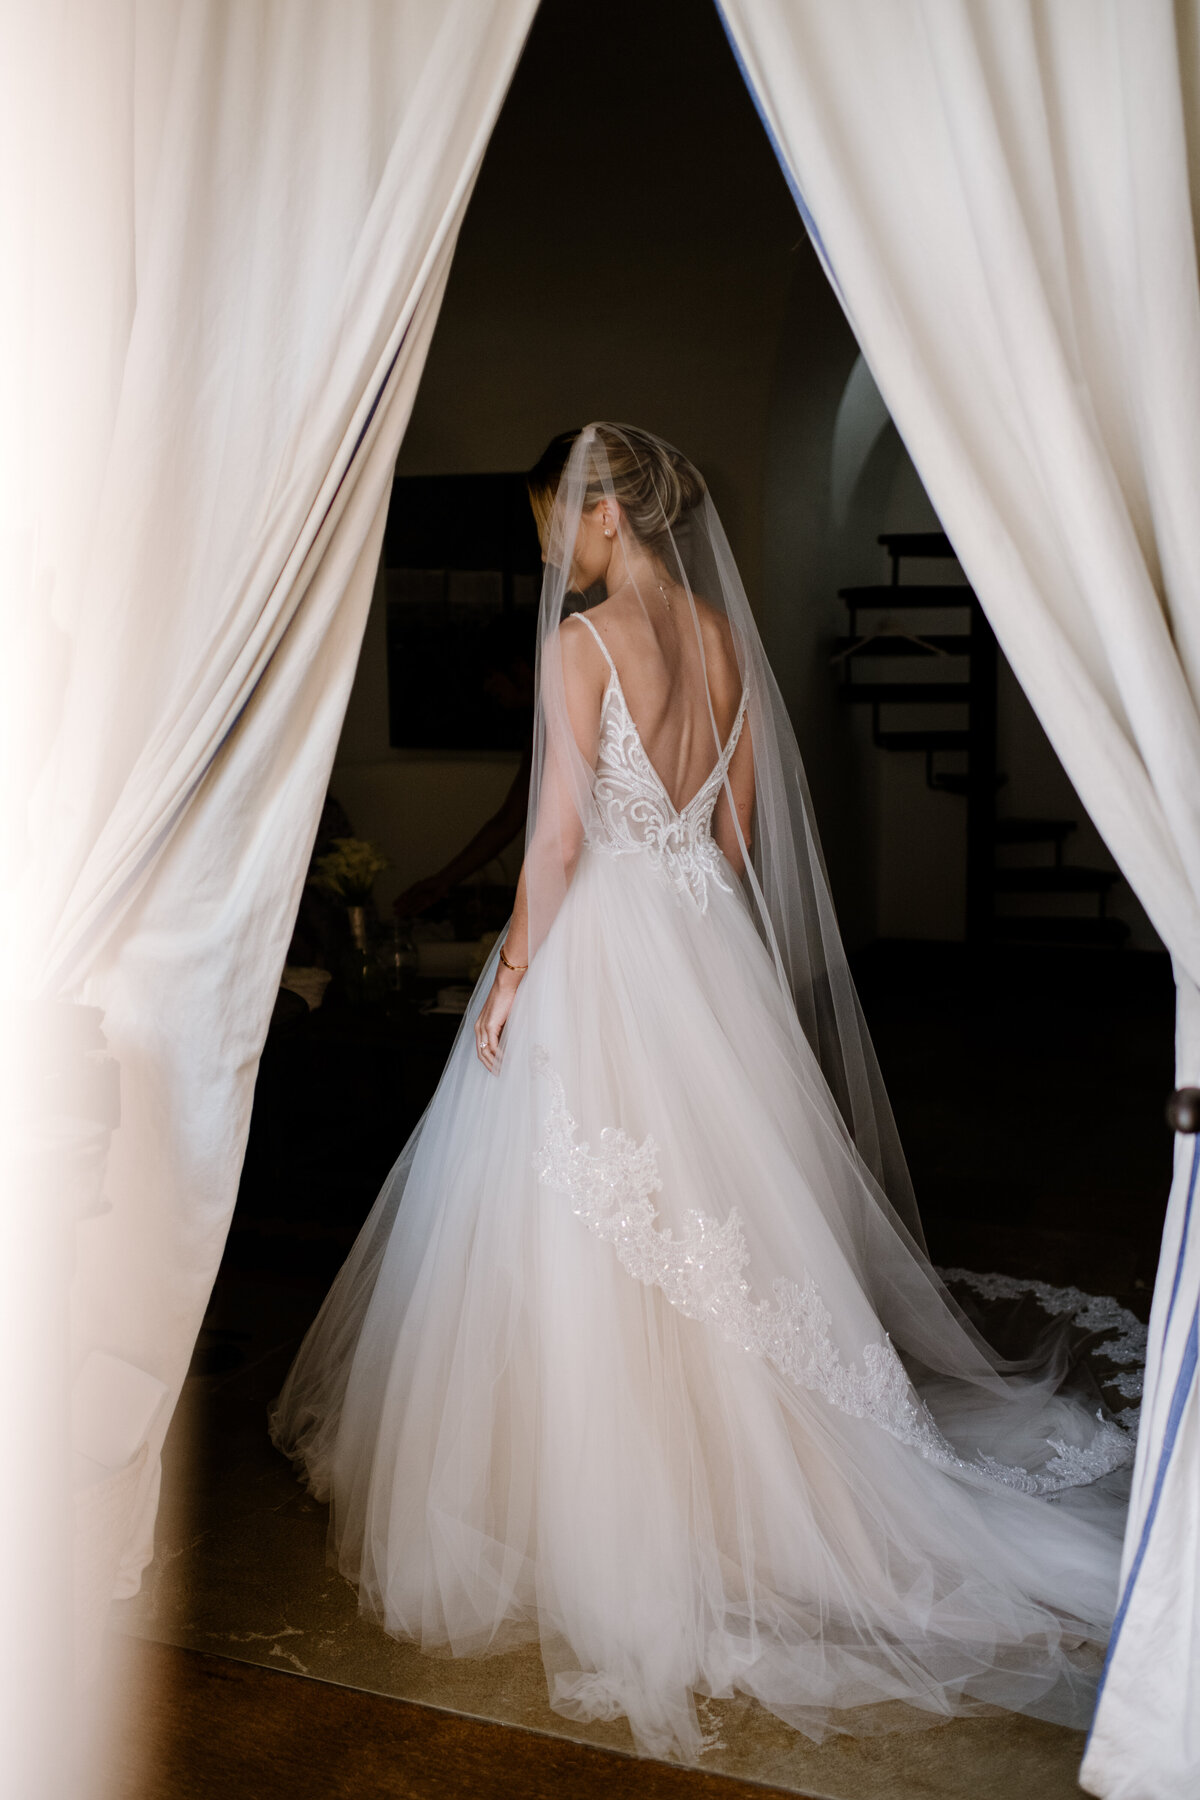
[{"left": 527, "top": 424, "right": 705, "bottom": 557}]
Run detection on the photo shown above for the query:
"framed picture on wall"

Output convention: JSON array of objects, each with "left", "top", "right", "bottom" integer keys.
[{"left": 384, "top": 472, "right": 542, "bottom": 752}]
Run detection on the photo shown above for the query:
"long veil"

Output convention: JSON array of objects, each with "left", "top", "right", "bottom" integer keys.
[
  {"left": 526, "top": 422, "right": 923, "bottom": 1241},
  {"left": 519, "top": 423, "right": 1133, "bottom": 1462}
]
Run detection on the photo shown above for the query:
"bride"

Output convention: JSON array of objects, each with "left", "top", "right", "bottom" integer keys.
[{"left": 270, "top": 423, "right": 1132, "bottom": 1761}]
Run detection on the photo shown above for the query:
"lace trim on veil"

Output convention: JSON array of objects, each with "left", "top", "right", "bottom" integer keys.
[
  {"left": 937, "top": 1267, "right": 1147, "bottom": 1421},
  {"left": 531, "top": 1047, "right": 1133, "bottom": 1499}
]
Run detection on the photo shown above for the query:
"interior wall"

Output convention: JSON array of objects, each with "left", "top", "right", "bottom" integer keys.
[{"left": 759, "top": 263, "right": 874, "bottom": 944}]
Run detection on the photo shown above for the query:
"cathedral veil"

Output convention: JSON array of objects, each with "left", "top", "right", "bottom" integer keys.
[
  {"left": 524, "top": 423, "right": 922, "bottom": 1243},
  {"left": 518, "top": 423, "right": 1135, "bottom": 1420}
]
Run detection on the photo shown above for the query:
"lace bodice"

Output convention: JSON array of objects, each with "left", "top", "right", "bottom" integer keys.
[{"left": 573, "top": 613, "right": 748, "bottom": 911}]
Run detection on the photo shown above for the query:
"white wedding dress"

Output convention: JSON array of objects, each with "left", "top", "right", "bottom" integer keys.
[{"left": 270, "top": 610, "right": 1132, "bottom": 1761}]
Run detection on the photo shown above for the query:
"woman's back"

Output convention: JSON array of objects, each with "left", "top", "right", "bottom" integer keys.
[{"left": 573, "top": 589, "right": 744, "bottom": 814}]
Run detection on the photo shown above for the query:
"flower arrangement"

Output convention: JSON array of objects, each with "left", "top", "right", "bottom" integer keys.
[{"left": 310, "top": 837, "right": 390, "bottom": 905}]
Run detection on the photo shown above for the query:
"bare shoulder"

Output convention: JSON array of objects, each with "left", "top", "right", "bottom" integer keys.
[{"left": 558, "top": 610, "right": 611, "bottom": 683}]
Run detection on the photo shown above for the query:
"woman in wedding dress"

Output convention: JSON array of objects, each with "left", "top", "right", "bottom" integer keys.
[{"left": 270, "top": 423, "right": 1133, "bottom": 1761}]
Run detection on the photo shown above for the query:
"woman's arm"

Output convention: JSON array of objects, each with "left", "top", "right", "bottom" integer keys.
[{"left": 476, "top": 619, "right": 606, "bottom": 1072}]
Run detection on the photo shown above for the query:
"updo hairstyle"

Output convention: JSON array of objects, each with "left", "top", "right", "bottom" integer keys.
[{"left": 527, "top": 424, "right": 706, "bottom": 560}]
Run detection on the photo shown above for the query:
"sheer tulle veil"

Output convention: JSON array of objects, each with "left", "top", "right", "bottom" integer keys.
[
  {"left": 525, "top": 423, "right": 925, "bottom": 1248},
  {"left": 519, "top": 425, "right": 1134, "bottom": 1420}
]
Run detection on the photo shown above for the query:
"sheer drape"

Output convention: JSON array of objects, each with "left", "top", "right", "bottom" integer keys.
[
  {"left": 717, "top": 3, "right": 1200, "bottom": 1792},
  {"left": 7, "top": 0, "right": 537, "bottom": 1657}
]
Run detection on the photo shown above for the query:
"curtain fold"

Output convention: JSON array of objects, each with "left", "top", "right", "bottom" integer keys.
[
  {"left": 717, "top": 3, "right": 1200, "bottom": 1794},
  {"left": 9, "top": 0, "right": 538, "bottom": 1653}
]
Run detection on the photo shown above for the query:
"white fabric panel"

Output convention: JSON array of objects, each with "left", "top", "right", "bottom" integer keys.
[
  {"left": 717, "top": 3, "right": 1200, "bottom": 1793},
  {"left": 13, "top": 0, "right": 537, "bottom": 1611}
]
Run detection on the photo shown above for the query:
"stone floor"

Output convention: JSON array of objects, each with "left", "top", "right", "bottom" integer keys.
[{"left": 114, "top": 942, "right": 1175, "bottom": 1798}]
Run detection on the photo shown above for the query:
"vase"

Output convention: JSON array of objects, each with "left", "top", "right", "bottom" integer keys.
[
  {"left": 342, "top": 904, "right": 379, "bottom": 1007},
  {"left": 347, "top": 905, "right": 371, "bottom": 952},
  {"left": 379, "top": 923, "right": 419, "bottom": 997}
]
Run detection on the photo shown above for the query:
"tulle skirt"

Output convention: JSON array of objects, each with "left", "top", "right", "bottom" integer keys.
[{"left": 269, "top": 844, "right": 1130, "bottom": 1760}]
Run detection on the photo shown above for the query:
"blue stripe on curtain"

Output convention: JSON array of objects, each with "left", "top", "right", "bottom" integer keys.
[
  {"left": 711, "top": 2, "right": 842, "bottom": 297},
  {"left": 1088, "top": 1134, "right": 1200, "bottom": 1727}
]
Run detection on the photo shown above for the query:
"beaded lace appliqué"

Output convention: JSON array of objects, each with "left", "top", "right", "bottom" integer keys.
[
  {"left": 531, "top": 1048, "right": 1134, "bottom": 1499},
  {"left": 588, "top": 669, "right": 747, "bottom": 913}
]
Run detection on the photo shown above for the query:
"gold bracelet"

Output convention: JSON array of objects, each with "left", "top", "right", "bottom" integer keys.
[{"left": 498, "top": 941, "right": 527, "bottom": 972}]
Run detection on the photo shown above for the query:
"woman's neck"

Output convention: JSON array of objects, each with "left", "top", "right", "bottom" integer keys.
[{"left": 605, "top": 548, "right": 669, "bottom": 601}]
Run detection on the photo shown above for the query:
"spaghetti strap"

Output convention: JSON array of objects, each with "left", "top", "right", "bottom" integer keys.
[{"left": 571, "top": 610, "right": 617, "bottom": 674}]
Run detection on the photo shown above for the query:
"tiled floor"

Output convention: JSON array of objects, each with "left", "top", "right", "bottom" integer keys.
[{"left": 114, "top": 943, "right": 1174, "bottom": 1798}]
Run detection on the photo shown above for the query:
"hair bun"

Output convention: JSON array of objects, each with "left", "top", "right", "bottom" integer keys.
[
  {"left": 594, "top": 425, "right": 705, "bottom": 549},
  {"left": 666, "top": 450, "right": 706, "bottom": 524},
  {"left": 526, "top": 423, "right": 706, "bottom": 555}
]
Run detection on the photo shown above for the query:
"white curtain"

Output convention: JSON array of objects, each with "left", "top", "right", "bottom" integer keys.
[
  {"left": 716, "top": 2, "right": 1200, "bottom": 1795},
  {"left": 4, "top": 0, "right": 537, "bottom": 1739}
]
